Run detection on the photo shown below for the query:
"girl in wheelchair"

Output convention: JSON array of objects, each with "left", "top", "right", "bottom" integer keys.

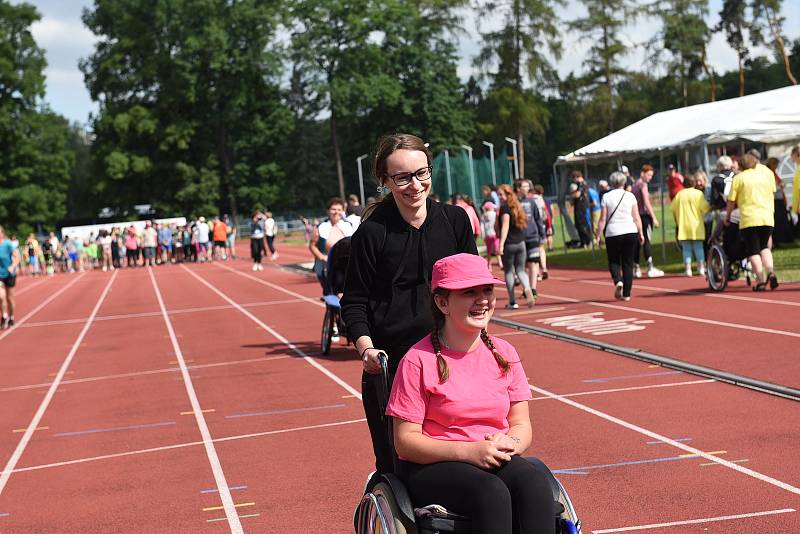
[{"left": 385, "top": 253, "right": 556, "bottom": 534}]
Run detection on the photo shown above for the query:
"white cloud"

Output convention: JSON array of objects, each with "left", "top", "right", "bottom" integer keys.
[{"left": 31, "top": 17, "right": 97, "bottom": 48}]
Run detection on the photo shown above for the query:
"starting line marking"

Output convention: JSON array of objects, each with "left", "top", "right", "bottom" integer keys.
[
  {"left": 207, "top": 513, "right": 260, "bottom": 523},
  {"left": 181, "top": 409, "right": 215, "bottom": 415},
  {"left": 12, "top": 426, "right": 48, "bottom": 433},
  {"left": 3, "top": 418, "right": 366, "bottom": 476},
  {"left": 202, "top": 502, "right": 255, "bottom": 512},
  {"left": 701, "top": 459, "right": 749, "bottom": 467},
  {"left": 529, "top": 382, "right": 800, "bottom": 496},
  {"left": 592, "top": 508, "right": 796, "bottom": 533},
  {"left": 53, "top": 421, "right": 176, "bottom": 438},
  {"left": 538, "top": 312, "right": 654, "bottom": 336}
]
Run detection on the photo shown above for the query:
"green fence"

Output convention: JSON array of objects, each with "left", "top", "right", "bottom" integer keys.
[{"left": 430, "top": 148, "right": 515, "bottom": 200}]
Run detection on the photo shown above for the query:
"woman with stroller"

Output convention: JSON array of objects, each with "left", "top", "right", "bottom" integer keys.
[
  {"left": 386, "top": 253, "right": 555, "bottom": 534},
  {"left": 341, "top": 133, "right": 477, "bottom": 474}
]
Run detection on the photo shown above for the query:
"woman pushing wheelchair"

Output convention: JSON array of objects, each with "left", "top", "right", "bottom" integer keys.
[{"left": 386, "top": 253, "right": 555, "bottom": 534}]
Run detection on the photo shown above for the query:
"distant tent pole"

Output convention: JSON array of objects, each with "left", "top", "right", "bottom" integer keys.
[
  {"left": 659, "top": 151, "right": 666, "bottom": 261},
  {"left": 444, "top": 149, "right": 453, "bottom": 197},
  {"left": 702, "top": 141, "right": 711, "bottom": 175}
]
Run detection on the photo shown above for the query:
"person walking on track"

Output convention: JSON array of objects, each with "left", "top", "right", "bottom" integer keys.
[
  {"left": 596, "top": 171, "right": 644, "bottom": 301},
  {"left": 497, "top": 184, "right": 535, "bottom": 309},
  {"left": 250, "top": 210, "right": 267, "bottom": 271},
  {"left": 631, "top": 164, "right": 664, "bottom": 278},
  {"left": 0, "top": 225, "right": 21, "bottom": 329},
  {"left": 341, "top": 133, "right": 477, "bottom": 474},
  {"left": 386, "top": 253, "right": 555, "bottom": 534}
]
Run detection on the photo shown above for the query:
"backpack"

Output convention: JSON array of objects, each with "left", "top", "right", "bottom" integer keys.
[{"left": 710, "top": 172, "right": 728, "bottom": 210}]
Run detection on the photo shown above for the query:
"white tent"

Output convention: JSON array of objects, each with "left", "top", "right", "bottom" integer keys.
[{"left": 558, "top": 85, "right": 800, "bottom": 163}]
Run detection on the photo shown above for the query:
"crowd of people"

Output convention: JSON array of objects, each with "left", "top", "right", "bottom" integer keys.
[
  {"left": 5, "top": 215, "right": 240, "bottom": 278},
  {"left": 594, "top": 144, "right": 799, "bottom": 299}
]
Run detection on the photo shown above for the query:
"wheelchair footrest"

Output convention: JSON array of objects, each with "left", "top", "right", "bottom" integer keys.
[{"left": 415, "top": 504, "right": 470, "bottom": 531}]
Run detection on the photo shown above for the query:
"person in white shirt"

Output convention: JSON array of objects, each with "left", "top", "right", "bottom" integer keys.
[
  {"left": 264, "top": 211, "right": 278, "bottom": 260},
  {"left": 310, "top": 197, "right": 354, "bottom": 294},
  {"left": 196, "top": 216, "right": 211, "bottom": 262},
  {"left": 595, "top": 171, "right": 645, "bottom": 301}
]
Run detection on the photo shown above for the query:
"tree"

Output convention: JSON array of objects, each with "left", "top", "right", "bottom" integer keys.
[
  {"left": 0, "top": 2, "right": 74, "bottom": 235},
  {"left": 475, "top": 0, "right": 563, "bottom": 178},
  {"left": 717, "top": 0, "right": 751, "bottom": 96},
  {"left": 750, "top": 0, "right": 797, "bottom": 85},
  {"left": 82, "top": 0, "right": 292, "bottom": 219},
  {"left": 286, "top": 0, "right": 390, "bottom": 200},
  {"left": 654, "top": 0, "right": 715, "bottom": 105},
  {"left": 569, "top": 0, "right": 637, "bottom": 133}
]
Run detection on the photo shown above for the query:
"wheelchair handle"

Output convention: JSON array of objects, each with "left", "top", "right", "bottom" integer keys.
[{"left": 377, "top": 351, "right": 389, "bottom": 392}]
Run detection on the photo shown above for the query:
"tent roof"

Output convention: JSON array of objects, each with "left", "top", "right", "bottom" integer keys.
[{"left": 558, "top": 85, "right": 800, "bottom": 163}]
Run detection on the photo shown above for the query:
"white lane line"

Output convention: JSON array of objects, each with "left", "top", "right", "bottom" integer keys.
[
  {"left": 18, "top": 299, "right": 306, "bottom": 329},
  {"left": 592, "top": 508, "right": 796, "bottom": 532},
  {"left": 571, "top": 278, "right": 800, "bottom": 307},
  {"left": 0, "top": 270, "right": 116, "bottom": 497},
  {"left": 529, "top": 383, "right": 800, "bottom": 496},
  {"left": 538, "top": 292, "right": 800, "bottom": 338},
  {"left": 14, "top": 277, "right": 48, "bottom": 296},
  {"left": 5, "top": 418, "right": 366, "bottom": 475},
  {"left": 529, "top": 379, "right": 715, "bottom": 400},
  {"left": 182, "top": 265, "right": 360, "bottom": 399},
  {"left": 148, "top": 267, "right": 243, "bottom": 534},
  {"left": 215, "top": 262, "right": 324, "bottom": 309},
  {"left": 0, "top": 272, "right": 86, "bottom": 343},
  {"left": 0, "top": 355, "right": 292, "bottom": 394}
]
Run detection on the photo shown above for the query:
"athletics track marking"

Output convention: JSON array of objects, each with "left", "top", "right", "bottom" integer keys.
[
  {"left": 529, "top": 382, "right": 800, "bottom": 496},
  {"left": 592, "top": 508, "right": 795, "bottom": 532},
  {"left": 0, "top": 272, "right": 86, "bottom": 343},
  {"left": 0, "top": 270, "right": 115, "bottom": 497},
  {"left": 147, "top": 267, "right": 243, "bottom": 534}
]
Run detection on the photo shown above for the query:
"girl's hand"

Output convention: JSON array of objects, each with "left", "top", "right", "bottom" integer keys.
[
  {"left": 485, "top": 433, "right": 519, "bottom": 454},
  {"left": 467, "top": 440, "right": 512, "bottom": 469}
]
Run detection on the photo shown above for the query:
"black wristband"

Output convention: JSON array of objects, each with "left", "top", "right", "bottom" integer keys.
[{"left": 359, "top": 346, "right": 374, "bottom": 359}]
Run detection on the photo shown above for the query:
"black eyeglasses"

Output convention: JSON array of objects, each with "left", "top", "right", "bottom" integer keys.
[{"left": 388, "top": 165, "right": 432, "bottom": 187}]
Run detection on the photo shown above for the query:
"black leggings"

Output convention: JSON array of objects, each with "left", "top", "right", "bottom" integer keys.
[
  {"left": 362, "top": 371, "right": 395, "bottom": 474},
  {"left": 634, "top": 214, "right": 653, "bottom": 264},
  {"left": 266, "top": 235, "right": 276, "bottom": 254},
  {"left": 250, "top": 238, "right": 265, "bottom": 263},
  {"left": 400, "top": 456, "right": 555, "bottom": 534},
  {"left": 605, "top": 232, "right": 637, "bottom": 297}
]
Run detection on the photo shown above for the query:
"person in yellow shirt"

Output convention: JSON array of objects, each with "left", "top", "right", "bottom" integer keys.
[
  {"left": 726, "top": 153, "right": 777, "bottom": 291},
  {"left": 672, "top": 173, "right": 710, "bottom": 277}
]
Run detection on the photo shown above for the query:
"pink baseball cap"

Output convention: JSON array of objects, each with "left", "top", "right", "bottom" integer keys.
[{"left": 431, "top": 253, "right": 504, "bottom": 291}]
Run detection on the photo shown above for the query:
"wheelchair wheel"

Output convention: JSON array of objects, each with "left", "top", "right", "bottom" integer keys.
[
  {"left": 706, "top": 244, "right": 728, "bottom": 292},
  {"left": 355, "top": 482, "right": 411, "bottom": 534},
  {"left": 321, "top": 307, "right": 334, "bottom": 355}
]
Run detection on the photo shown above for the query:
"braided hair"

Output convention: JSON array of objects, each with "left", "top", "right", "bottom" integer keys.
[{"left": 431, "top": 288, "right": 510, "bottom": 383}]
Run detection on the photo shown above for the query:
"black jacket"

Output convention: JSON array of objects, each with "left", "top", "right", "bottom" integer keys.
[{"left": 341, "top": 196, "right": 478, "bottom": 371}]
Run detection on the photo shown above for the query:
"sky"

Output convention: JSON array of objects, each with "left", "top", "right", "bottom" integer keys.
[{"left": 14, "top": 0, "right": 800, "bottom": 127}]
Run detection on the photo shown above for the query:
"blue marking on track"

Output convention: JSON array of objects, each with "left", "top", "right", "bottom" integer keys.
[
  {"left": 582, "top": 371, "right": 682, "bottom": 383},
  {"left": 554, "top": 453, "right": 702, "bottom": 475},
  {"left": 54, "top": 421, "right": 176, "bottom": 437},
  {"left": 0, "top": 512, "right": 9, "bottom": 517},
  {"left": 647, "top": 438, "right": 692, "bottom": 445},
  {"left": 224, "top": 403, "right": 345, "bottom": 419},
  {"left": 201, "top": 485, "right": 248, "bottom": 494}
]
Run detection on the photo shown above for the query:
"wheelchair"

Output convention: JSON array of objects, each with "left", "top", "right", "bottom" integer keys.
[
  {"left": 320, "top": 237, "right": 351, "bottom": 354},
  {"left": 706, "top": 217, "right": 754, "bottom": 292},
  {"left": 354, "top": 354, "right": 581, "bottom": 534}
]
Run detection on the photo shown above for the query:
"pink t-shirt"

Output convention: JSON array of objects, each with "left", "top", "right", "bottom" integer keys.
[{"left": 386, "top": 335, "right": 532, "bottom": 448}]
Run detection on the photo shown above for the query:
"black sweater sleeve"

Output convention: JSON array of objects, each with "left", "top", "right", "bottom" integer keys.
[{"left": 341, "top": 221, "right": 382, "bottom": 343}]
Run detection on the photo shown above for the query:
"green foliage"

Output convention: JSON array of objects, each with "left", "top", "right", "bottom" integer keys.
[{"left": 81, "top": 0, "right": 292, "bottom": 219}]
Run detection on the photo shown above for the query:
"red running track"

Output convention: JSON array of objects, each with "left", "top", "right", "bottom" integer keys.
[{"left": 0, "top": 245, "right": 798, "bottom": 533}]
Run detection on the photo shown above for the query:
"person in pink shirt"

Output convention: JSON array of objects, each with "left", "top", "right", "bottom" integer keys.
[
  {"left": 451, "top": 193, "right": 482, "bottom": 239},
  {"left": 386, "top": 253, "right": 554, "bottom": 534}
]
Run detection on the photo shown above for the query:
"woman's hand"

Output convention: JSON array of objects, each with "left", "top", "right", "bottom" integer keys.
[
  {"left": 484, "top": 432, "right": 519, "bottom": 454},
  {"left": 638, "top": 233, "right": 645, "bottom": 245},
  {"left": 361, "top": 348, "right": 384, "bottom": 375},
  {"left": 466, "top": 440, "right": 512, "bottom": 469}
]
